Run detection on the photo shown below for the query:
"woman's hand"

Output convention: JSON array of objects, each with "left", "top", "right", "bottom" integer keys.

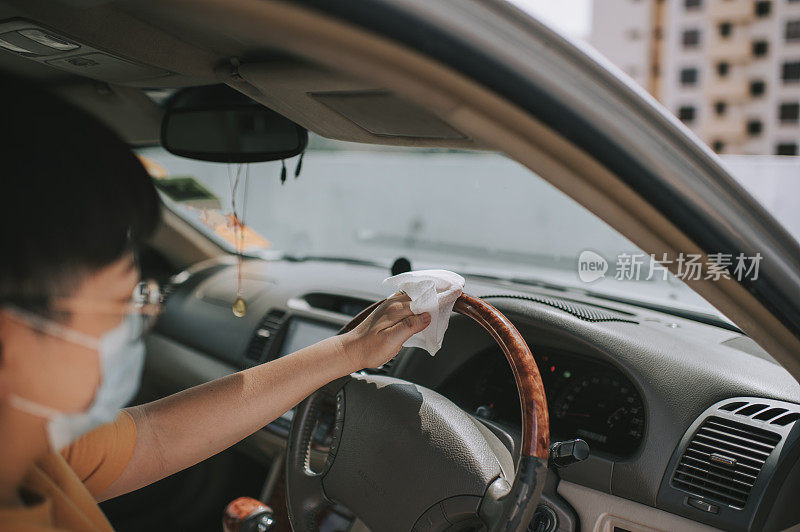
[{"left": 339, "top": 292, "right": 431, "bottom": 371}]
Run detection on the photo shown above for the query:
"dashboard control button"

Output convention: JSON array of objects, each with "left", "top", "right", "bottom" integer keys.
[
  {"left": 335, "top": 390, "right": 345, "bottom": 422},
  {"left": 329, "top": 421, "right": 344, "bottom": 456},
  {"left": 687, "top": 497, "right": 719, "bottom": 514}
]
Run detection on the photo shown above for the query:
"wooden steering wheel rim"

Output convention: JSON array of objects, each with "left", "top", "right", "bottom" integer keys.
[{"left": 342, "top": 292, "right": 550, "bottom": 460}]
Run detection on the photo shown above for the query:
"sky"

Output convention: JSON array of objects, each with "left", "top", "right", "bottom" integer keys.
[{"left": 508, "top": 0, "right": 593, "bottom": 40}]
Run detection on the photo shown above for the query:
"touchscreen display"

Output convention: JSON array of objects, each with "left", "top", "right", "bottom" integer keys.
[
  {"left": 274, "top": 317, "right": 340, "bottom": 425},
  {"left": 279, "top": 317, "right": 340, "bottom": 358}
]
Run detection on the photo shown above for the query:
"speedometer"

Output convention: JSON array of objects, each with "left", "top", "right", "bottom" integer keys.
[
  {"left": 437, "top": 347, "right": 646, "bottom": 458},
  {"left": 551, "top": 372, "right": 645, "bottom": 456}
]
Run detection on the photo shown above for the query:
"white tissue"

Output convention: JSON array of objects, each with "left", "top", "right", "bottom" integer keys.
[{"left": 382, "top": 269, "right": 465, "bottom": 356}]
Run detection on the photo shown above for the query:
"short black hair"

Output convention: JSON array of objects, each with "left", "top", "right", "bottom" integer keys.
[{"left": 0, "top": 77, "right": 160, "bottom": 316}]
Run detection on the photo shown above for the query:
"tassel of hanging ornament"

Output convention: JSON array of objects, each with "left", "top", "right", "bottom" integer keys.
[
  {"left": 280, "top": 160, "right": 287, "bottom": 185},
  {"left": 294, "top": 152, "right": 304, "bottom": 178}
]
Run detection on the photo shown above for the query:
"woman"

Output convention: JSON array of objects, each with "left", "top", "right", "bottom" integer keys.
[{"left": 0, "top": 79, "right": 430, "bottom": 531}]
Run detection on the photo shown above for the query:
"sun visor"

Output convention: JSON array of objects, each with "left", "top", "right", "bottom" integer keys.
[
  {"left": 310, "top": 90, "right": 465, "bottom": 139},
  {"left": 233, "top": 61, "right": 485, "bottom": 149}
]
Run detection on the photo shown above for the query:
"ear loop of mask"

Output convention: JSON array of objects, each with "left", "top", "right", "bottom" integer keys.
[
  {"left": 8, "top": 394, "right": 63, "bottom": 419},
  {"left": 3, "top": 306, "right": 101, "bottom": 350},
  {"left": 3, "top": 306, "right": 102, "bottom": 420}
]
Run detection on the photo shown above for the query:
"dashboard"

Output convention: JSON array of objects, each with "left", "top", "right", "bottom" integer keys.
[
  {"left": 144, "top": 257, "right": 800, "bottom": 531},
  {"left": 438, "top": 347, "right": 645, "bottom": 457}
]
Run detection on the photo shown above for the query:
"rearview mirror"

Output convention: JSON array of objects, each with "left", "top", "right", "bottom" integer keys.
[{"left": 161, "top": 85, "right": 307, "bottom": 163}]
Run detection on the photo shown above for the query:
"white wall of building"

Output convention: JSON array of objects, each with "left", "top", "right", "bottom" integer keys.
[{"left": 590, "top": 0, "right": 654, "bottom": 88}]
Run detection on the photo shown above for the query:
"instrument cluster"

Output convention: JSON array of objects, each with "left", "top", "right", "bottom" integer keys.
[{"left": 437, "top": 347, "right": 645, "bottom": 456}]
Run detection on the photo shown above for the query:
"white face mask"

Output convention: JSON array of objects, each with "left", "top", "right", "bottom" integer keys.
[{"left": 5, "top": 308, "right": 146, "bottom": 451}]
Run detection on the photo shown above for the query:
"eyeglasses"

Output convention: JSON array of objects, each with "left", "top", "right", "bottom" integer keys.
[
  {"left": 131, "top": 279, "right": 163, "bottom": 331},
  {"left": 51, "top": 279, "right": 164, "bottom": 331}
]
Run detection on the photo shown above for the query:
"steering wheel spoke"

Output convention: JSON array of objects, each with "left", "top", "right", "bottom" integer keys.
[{"left": 286, "top": 376, "right": 349, "bottom": 531}]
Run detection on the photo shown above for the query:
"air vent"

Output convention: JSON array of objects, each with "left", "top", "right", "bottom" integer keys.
[
  {"left": 719, "top": 399, "right": 800, "bottom": 426},
  {"left": 160, "top": 270, "right": 192, "bottom": 306},
  {"left": 772, "top": 412, "right": 800, "bottom": 426},
  {"left": 720, "top": 401, "right": 748, "bottom": 412},
  {"left": 736, "top": 403, "right": 769, "bottom": 416},
  {"left": 671, "top": 416, "right": 781, "bottom": 509},
  {"left": 754, "top": 408, "right": 788, "bottom": 421},
  {"left": 244, "top": 310, "right": 286, "bottom": 363},
  {"left": 659, "top": 397, "right": 799, "bottom": 527},
  {"left": 301, "top": 293, "right": 374, "bottom": 317},
  {"left": 480, "top": 294, "right": 638, "bottom": 324}
]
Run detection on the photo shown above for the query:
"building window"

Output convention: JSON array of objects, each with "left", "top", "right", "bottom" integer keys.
[
  {"left": 626, "top": 29, "right": 642, "bottom": 40},
  {"left": 779, "top": 102, "right": 800, "bottom": 122},
  {"left": 755, "top": 1, "right": 772, "bottom": 16},
  {"left": 680, "top": 67, "right": 699, "bottom": 85},
  {"left": 750, "top": 80, "right": 766, "bottom": 96},
  {"left": 682, "top": 29, "right": 701, "bottom": 48},
  {"left": 716, "top": 62, "right": 730, "bottom": 77},
  {"left": 714, "top": 101, "right": 728, "bottom": 115},
  {"left": 747, "top": 120, "right": 763, "bottom": 136},
  {"left": 719, "top": 22, "right": 733, "bottom": 38},
  {"left": 684, "top": 0, "right": 702, "bottom": 9},
  {"left": 712, "top": 140, "right": 725, "bottom": 153},
  {"left": 752, "top": 40, "right": 769, "bottom": 57},
  {"left": 678, "top": 106, "right": 696, "bottom": 122},
  {"left": 787, "top": 20, "right": 800, "bottom": 41},
  {"left": 776, "top": 143, "right": 798, "bottom": 155},
  {"left": 782, "top": 61, "right": 800, "bottom": 82}
]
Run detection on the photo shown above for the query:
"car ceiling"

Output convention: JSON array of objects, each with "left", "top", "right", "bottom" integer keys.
[{"left": 0, "top": 0, "right": 487, "bottom": 148}]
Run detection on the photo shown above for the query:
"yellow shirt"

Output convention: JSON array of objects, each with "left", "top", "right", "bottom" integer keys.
[{"left": 0, "top": 411, "right": 136, "bottom": 532}]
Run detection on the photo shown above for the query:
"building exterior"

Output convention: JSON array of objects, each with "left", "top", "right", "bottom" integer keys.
[{"left": 590, "top": 0, "right": 800, "bottom": 155}]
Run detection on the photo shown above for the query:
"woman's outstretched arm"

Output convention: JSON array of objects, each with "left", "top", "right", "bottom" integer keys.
[{"left": 97, "top": 292, "right": 429, "bottom": 501}]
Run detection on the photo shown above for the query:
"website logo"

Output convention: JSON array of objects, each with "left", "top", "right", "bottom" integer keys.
[{"left": 578, "top": 250, "right": 608, "bottom": 283}]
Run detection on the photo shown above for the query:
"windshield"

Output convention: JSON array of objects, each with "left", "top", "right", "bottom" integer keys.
[{"left": 137, "top": 136, "right": 718, "bottom": 316}]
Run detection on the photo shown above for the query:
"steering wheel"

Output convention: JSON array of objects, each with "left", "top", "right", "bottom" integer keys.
[{"left": 286, "top": 293, "right": 550, "bottom": 531}]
